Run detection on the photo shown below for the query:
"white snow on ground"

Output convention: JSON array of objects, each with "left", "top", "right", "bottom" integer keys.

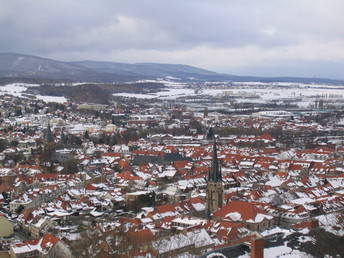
[
  {"left": 0, "top": 83, "right": 67, "bottom": 103},
  {"left": 156, "top": 88, "right": 195, "bottom": 98},
  {"left": 238, "top": 245, "right": 312, "bottom": 258},
  {"left": 113, "top": 82, "right": 344, "bottom": 109},
  {"left": 0, "top": 84, "right": 27, "bottom": 93},
  {"left": 297, "top": 235, "right": 316, "bottom": 244},
  {"left": 3, "top": 81, "right": 344, "bottom": 107},
  {"left": 113, "top": 93, "right": 158, "bottom": 99},
  {"left": 36, "top": 95, "right": 67, "bottom": 103},
  {"left": 113, "top": 88, "right": 195, "bottom": 99},
  {"left": 0, "top": 83, "right": 39, "bottom": 94},
  {"left": 264, "top": 246, "right": 312, "bottom": 258},
  {"left": 316, "top": 213, "right": 344, "bottom": 236},
  {"left": 0, "top": 83, "right": 35, "bottom": 98},
  {"left": 207, "top": 253, "right": 226, "bottom": 258}
]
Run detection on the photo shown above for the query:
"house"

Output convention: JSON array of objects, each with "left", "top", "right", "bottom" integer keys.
[
  {"left": 212, "top": 201, "right": 274, "bottom": 231},
  {"left": 125, "top": 191, "right": 155, "bottom": 212},
  {"left": 204, "top": 220, "right": 252, "bottom": 248},
  {"left": 16, "top": 209, "right": 35, "bottom": 234},
  {"left": 147, "top": 203, "right": 180, "bottom": 221},
  {"left": 10, "top": 233, "right": 71, "bottom": 258},
  {"left": 127, "top": 228, "right": 155, "bottom": 256},
  {"left": 152, "top": 228, "right": 214, "bottom": 257},
  {"left": 9, "top": 196, "right": 32, "bottom": 214},
  {"left": 29, "top": 217, "right": 55, "bottom": 239},
  {"left": 161, "top": 186, "right": 184, "bottom": 203},
  {"left": 0, "top": 214, "right": 13, "bottom": 238},
  {"left": 265, "top": 205, "right": 310, "bottom": 226}
]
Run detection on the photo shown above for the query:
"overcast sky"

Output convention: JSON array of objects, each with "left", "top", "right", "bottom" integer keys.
[{"left": 1, "top": 0, "right": 344, "bottom": 79}]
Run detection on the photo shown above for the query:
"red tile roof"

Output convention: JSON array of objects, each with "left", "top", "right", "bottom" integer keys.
[{"left": 213, "top": 200, "right": 270, "bottom": 222}]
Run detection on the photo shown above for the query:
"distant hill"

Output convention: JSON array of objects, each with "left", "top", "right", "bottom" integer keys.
[
  {"left": 70, "top": 60, "right": 219, "bottom": 80},
  {"left": 0, "top": 53, "right": 141, "bottom": 83},
  {"left": 0, "top": 52, "right": 343, "bottom": 84}
]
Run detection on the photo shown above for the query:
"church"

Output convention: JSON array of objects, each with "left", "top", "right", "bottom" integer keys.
[{"left": 206, "top": 139, "right": 224, "bottom": 218}]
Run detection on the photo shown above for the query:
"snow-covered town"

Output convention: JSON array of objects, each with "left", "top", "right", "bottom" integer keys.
[{"left": 0, "top": 81, "right": 344, "bottom": 257}]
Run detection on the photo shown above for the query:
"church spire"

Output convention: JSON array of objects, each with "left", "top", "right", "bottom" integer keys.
[
  {"left": 206, "top": 139, "right": 224, "bottom": 218},
  {"left": 45, "top": 122, "right": 54, "bottom": 143},
  {"left": 208, "top": 139, "right": 221, "bottom": 182},
  {"left": 59, "top": 128, "right": 67, "bottom": 145}
]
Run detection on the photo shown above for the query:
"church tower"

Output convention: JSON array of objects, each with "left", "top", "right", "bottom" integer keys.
[
  {"left": 44, "top": 122, "right": 56, "bottom": 152},
  {"left": 59, "top": 128, "right": 67, "bottom": 145},
  {"left": 42, "top": 122, "right": 56, "bottom": 173},
  {"left": 45, "top": 122, "right": 54, "bottom": 144},
  {"left": 206, "top": 139, "right": 224, "bottom": 218}
]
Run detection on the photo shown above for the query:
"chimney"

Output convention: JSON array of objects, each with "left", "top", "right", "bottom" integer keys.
[{"left": 251, "top": 234, "right": 264, "bottom": 258}]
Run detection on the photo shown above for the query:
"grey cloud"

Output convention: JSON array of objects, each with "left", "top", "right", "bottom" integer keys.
[
  {"left": 0, "top": 1, "right": 305, "bottom": 51},
  {"left": 231, "top": 59, "right": 344, "bottom": 80},
  {"left": 1, "top": 0, "right": 344, "bottom": 79}
]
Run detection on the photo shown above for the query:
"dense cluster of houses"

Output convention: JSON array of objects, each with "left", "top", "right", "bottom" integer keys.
[{"left": 0, "top": 93, "right": 344, "bottom": 257}]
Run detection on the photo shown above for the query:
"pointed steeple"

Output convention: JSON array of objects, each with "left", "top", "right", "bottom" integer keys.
[
  {"left": 206, "top": 138, "right": 224, "bottom": 218},
  {"left": 208, "top": 139, "right": 221, "bottom": 182},
  {"left": 45, "top": 122, "right": 54, "bottom": 143},
  {"left": 60, "top": 128, "right": 66, "bottom": 145},
  {"left": 206, "top": 127, "right": 214, "bottom": 140}
]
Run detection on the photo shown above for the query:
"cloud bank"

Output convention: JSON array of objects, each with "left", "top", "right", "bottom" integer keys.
[{"left": 1, "top": 0, "right": 344, "bottom": 79}]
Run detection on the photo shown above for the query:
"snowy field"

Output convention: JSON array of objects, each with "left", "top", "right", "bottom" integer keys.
[
  {"left": 1, "top": 81, "right": 344, "bottom": 107},
  {"left": 114, "top": 81, "right": 344, "bottom": 108},
  {"left": 237, "top": 246, "right": 311, "bottom": 258},
  {"left": 0, "top": 83, "right": 67, "bottom": 103}
]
